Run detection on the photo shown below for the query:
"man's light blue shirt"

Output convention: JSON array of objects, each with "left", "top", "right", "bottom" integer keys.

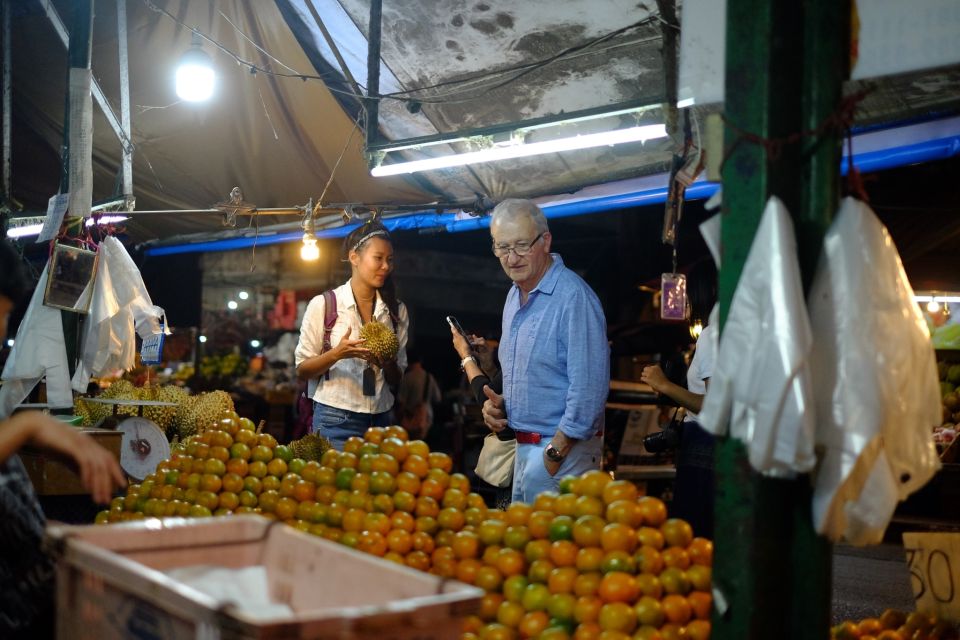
[{"left": 499, "top": 254, "right": 609, "bottom": 441}]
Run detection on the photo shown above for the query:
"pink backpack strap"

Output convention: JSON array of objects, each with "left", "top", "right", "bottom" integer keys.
[{"left": 321, "top": 289, "right": 337, "bottom": 380}]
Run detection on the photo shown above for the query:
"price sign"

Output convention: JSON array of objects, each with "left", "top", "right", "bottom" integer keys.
[{"left": 903, "top": 532, "right": 960, "bottom": 623}]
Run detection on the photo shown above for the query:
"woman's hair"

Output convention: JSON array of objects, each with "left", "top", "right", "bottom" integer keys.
[
  {"left": 687, "top": 258, "right": 718, "bottom": 325},
  {"left": 0, "top": 239, "right": 28, "bottom": 303},
  {"left": 342, "top": 221, "right": 400, "bottom": 322}
]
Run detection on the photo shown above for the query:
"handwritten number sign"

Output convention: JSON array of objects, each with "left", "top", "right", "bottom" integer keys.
[{"left": 903, "top": 532, "right": 960, "bottom": 622}]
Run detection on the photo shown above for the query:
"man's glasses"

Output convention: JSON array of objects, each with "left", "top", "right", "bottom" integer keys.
[{"left": 492, "top": 233, "right": 543, "bottom": 257}]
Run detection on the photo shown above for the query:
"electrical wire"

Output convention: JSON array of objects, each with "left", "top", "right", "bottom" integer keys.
[
  {"left": 142, "top": 0, "right": 660, "bottom": 108},
  {"left": 217, "top": 8, "right": 302, "bottom": 76}
]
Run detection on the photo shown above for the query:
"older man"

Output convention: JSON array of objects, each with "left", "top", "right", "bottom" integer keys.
[{"left": 481, "top": 199, "right": 609, "bottom": 503}]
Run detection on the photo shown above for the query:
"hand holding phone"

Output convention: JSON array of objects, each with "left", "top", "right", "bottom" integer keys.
[{"left": 446, "top": 315, "right": 469, "bottom": 340}]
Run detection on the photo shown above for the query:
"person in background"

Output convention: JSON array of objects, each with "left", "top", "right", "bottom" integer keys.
[
  {"left": 641, "top": 259, "right": 718, "bottom": 538},
  {"left": 0, "top": 239, "right": 126, "bottom": 639},
  {"left": 295, "top": 222, "right": 409, "bottom": 450},
  {"left": 396, "top": 350, "right": 441, "bottom": 441},
  {"left": 481, "top": 199, "right": 610, "bottom": 503}
]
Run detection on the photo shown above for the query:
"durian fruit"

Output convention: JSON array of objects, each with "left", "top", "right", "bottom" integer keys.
[
  {"left": 174, "top": 390, "right": 234, "bottom": 439},
  {"left": 359, "top": 320, "right": 399, "bottom": 361},
  {"left": 143, "top": 385, "right": 188, "bottom": 431},
  {"left": 74, "top": 396, "right": 94, "bottom": 426},
  {"left": 290, "top": 432, "right": 331, "bottom": 462},
  {"left": 100, "top": 379, "right": 138, "bottom": 417}
]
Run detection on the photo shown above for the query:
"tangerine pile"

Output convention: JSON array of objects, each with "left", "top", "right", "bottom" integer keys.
[
  {"left": 832, "top": 610, "right": 958, "bottom": 640},
  {"left": 98, "top": 421, "right": 715, "bottom": 640}
]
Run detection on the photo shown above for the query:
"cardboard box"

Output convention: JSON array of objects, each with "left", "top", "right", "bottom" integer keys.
[
  {"left": 48, "top": 516, "right": 482, "bottom": 640},
  {"left": 21, "top": 428, "right": 122, "bottom": 495}
]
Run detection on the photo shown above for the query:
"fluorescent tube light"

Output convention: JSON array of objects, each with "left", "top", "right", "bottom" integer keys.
[
  {"left": 6, "top": 215, "right": 129, "bottom": 239},
  {"left": 371, "top": 124, "right": 668, "bottom": 177}
]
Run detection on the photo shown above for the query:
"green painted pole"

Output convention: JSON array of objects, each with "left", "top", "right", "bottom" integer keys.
[{"left": 713, "top": 0, "right": 848, "bottom": 638}]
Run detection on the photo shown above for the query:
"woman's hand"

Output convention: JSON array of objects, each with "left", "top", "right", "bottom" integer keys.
[
  {"left": 469, "top": 335, "right": 497, "bottom": 373},
  {"left": 450, "top": 326, "right": 472, "bottom": 359},
  {"left": 641, "top": 364, "right": 670, "bottom": 394},
  {"left": 334, "top": 327, "right": 373, "bottom": 362}
]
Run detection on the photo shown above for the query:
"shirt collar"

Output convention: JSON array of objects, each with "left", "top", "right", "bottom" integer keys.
[
  {"left": 520, "top": 253, "right": 564, "bottom": 296},
  {"left": 338, "top": 280, "right": 383, "bottom": 312}
]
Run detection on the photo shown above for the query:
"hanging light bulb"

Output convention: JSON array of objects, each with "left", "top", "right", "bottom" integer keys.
[
  {"left": 301, "top": 215, "right": 320, "bottom": 261},
  {"left": 176, "top": 32, "right": 215, "bottom": 102},
  {"left": 927, "top": 299, "right": 941, "bottom": 313}
]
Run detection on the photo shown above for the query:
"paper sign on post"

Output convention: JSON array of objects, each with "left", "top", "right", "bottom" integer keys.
[
  {"left": 903, "top": 532, "right": 960, "bottom": 623},
  {"left": 37, "top": 193, "right": 70, "bottom": 243}
]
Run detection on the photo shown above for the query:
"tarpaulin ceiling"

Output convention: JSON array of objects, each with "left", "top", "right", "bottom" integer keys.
[{"left": 6, "top": 0, "right": 960, "bottom": 247}]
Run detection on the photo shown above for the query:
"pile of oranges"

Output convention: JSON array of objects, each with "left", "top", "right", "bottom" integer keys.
[
  {"left": 97, "top": 417, "right": 714, "bottom": 639},
  {"left": 832, "top": 610, "right": 958, "bottom": 640}
]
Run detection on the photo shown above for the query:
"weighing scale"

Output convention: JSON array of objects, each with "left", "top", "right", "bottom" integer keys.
[{"left": 85, "top": 398, "right": 178, "bottom": 481}]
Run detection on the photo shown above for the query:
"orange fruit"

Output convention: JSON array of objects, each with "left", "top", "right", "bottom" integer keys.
[
  {"left": 497, "top": 600, "right": 526, "bottom": 629},
  {"left": 577, "top": 470, "right": 612, "bottom": 498},
  {"left": 518, "top": 611, "right": 550, "bottom": 638},
  {"left": 573, "top": 515, "right": 606, "bottom": 548},
  {"left": 505, "top": 502, "right": 533, "bottom": 526},
  {"left": 478, "top": 519, "right": 508, "bottom": 546},
  {"left": 601, "top": 523, "right": 638, "bottom": 553},
  {"left": 548, "top": 566, "right": 579, "bottom": 594},
  {"left": 496, "top": 548, "right": 527, "bottom": 577},
  {"left": 600, "top": 550, "right": 636, "bottom": 574},
  {"left": 637, "top": 526, "right": 665, "bottom": 551},
  {"left": 479, "top": 592, "right": 505, "bottom": 620},
  {"left": 549, "top": 540, "right": 579, "bottom": 567},
  {"left": 574, "top": 596, "right": 603, "bottom": 624},
  {"left": 597, "top": 602, "right": 637, "bottom": 634},
  {"left": 550, "top": 515, "right": 576, "bottom": 542},
  {"left": 601, "top": 480, "right": 638, "bottom": 505},
  {"left": 503, "top": 574, "right": 529, "bottom": 603},
  {"left": 660, "top": 519, "right": 693, "bottom": 548},
  {"left": 687, "top": 537, "right": 713, "bottom": 566},
  {"left": 452, "top": 530, "right": 481, "bottom": 559},
  {"left": 576, "top": 546, "right": 606, "bottom": 573},
  {"left": 438, "top": 507, "right": 467, "bottom": 531},
  {"left": 574, "top": 572, "right": 603, "bottom": 598},
  {"left": 503, "top": 525, "right": 532, "bottom": 551},
  {"left": 521, "top": 582, "right": 552, "bottom": 612},
  {"left": 661, "top": 546, "right": 691, "bottom": 570},
  {"left": 637, "top": 497, "right": 668, "bottom": 527},
  {"left": 525, "top": 538, "right": 553, "bottom": 563},
  {"left": 688, "top": 590, "right": 712, "bottom": 620},
  {"left": 634, "top": 546, "right": 664, "bottom": 575},
  {"left": 659, "top": 567, "right": 691, "bottom": 595},
  {"left": 528, "top": 558, "right": 556, "bottom": 584},
  {"left": 403, "top": 454, "right": 430, "bottom": 478},
  {"left": 476, "top": 566, "right": 505, "bottom": 593},
  {"left": 405, "top": 549, "right": 431, "bottom": 572},
  {"left": 573, "top": 622, "right": 601, "bottom": 640},
  {"left": 363, "top": 426, "right": 386, "bottom": 444},
  {"left": 428, "top": 451, "right": 453, "bottom": 472},
  {"left": 605, "top": 500, "right": 643, "bottom": 528},
  {"left": 456, "top": 558, "right": 484, "bottom": 585},
  {"left": 597, "top": 572, "right": 640, "bottom": 604},
  {"left": 633, "top": 596, "right": 665, "bottom": 627},
  {"left": 415, "top": 496, "right": 440, "bottom": 518},
  {"left": 553, "top": 493, "right": 579, "bottom": 517},
  {"left": 686, "top": 619, "right": 711, "bottom": 640},
  {"left": 528, "top": 511, "right": 555, "bottom": 540},
  {"left": 533, "top": 491, "right": 560, "bottom": 512},
  {"left": 633, "top": 625, "right": 664, "bottom": 640},
  {"left": 661, "top": 594, "right": 692, "bottom": 625},
  {"left": 635, "top": 573, "right": 663, "bottom": 598},
  {"left": 574, "top": 495, "right": 605, "bottom": 518},
  {"left": 547, "top": 592, "right": 578, "bottom": 623},
  {"left": 686, "top": 565, "right": 711, "bottom": 592}
]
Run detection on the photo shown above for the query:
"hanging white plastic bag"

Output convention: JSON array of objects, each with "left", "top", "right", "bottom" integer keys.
[
  {"left": 698, "top": 196, "right": 817, "bottom": 476},
  {"left": 809, "top": 197, "right": 941, "bottom": 545}
]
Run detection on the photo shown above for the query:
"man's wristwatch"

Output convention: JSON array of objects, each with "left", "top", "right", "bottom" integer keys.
[
  {"left": 544, "top": 443, "right": 566, "bottom": 463},
  {"left": 460, "top": 355, "right": 476, "bottom": 371}
]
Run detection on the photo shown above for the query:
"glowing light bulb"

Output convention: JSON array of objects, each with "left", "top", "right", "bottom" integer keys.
[
  {"left": 198, "top": 335, "right": 207, "bottom": 343},
  {"left": 227, "top": 300, "right": 238, "bottom": 310},
  {"left": 238, "top": 291, "right": 249, "bottom": 300},
  {"left": 927, "top": 299, "right": 941, "bottom": 313},
  {"left": 301, "top": 235, "right": 320, "bottom": 261},
  {"left": 250, "top": 339, "right": 262, "bottom": 348},
  {"left": 175, "top": 34, "right": 215, "bottom": 102},
  {"left": 689, "top": 319, "right": 704, "bottom": 340}
]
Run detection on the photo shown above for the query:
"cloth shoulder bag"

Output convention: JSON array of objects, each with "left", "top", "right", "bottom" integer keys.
[{"left": 475, "top": 433, "right": 516, "bottom": 488}]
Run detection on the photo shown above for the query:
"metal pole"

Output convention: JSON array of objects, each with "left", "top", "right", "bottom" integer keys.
[
  {"left": 2, "top": 0, "right": 11, "bottom": 206},
  {"left": 303, "top": 0, "right": 363, "bottom": 99},
  {"left": 116, "top": 0, "right": 134, "bottom": 209},
  {"left": 364, "top": 0, "right": 383, "bottom": 149},
  {"left": 713, "top": 0, "right": 844, "bottom": 638}
]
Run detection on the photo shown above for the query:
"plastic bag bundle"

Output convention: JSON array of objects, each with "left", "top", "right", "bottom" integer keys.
[
  {"left": 698, "top": 196, "right": 817, "bottom": 477},
  {"left": 809, "top": 197, "right": 942, "bottom": 545}
]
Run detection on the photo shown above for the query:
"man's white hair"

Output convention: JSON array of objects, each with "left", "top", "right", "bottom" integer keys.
[{"left": 490, "top": 199, "right": 549, "bottom": 234}]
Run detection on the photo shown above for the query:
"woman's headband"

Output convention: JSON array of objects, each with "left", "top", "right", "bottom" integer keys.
[{"left": 350, "top": 229, "right": 389, "bottom": 254}]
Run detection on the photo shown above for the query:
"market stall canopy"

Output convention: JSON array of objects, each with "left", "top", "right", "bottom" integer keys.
[{"left": 6, "top": 0, "right": 960, "bottom": 247}]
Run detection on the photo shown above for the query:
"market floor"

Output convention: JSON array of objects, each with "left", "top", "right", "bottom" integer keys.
[{"left": 831, "top": 543, "right": 917, "bottom": 624}]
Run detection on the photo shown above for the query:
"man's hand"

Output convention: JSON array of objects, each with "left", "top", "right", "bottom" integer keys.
[
  {"left": 543, "top": 430, "right": 577, "bottom": 477},
  {"left": 481, "top": 385, "right": 507, "bottom": 433},
  {"left": 641, "top": 364, "right": 670, "bottom": 394},
  {"left": 23, "top": 413, "right": 126, "bottom": 504}
]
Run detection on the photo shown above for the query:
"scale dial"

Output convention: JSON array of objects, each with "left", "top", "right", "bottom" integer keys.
[{"left": 116, "top": 416, "right": 170, "bottom": 481}]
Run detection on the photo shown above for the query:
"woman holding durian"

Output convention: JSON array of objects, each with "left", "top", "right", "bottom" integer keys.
[{"left": 295, "top": 221, "right": 409, "bottom": 449}]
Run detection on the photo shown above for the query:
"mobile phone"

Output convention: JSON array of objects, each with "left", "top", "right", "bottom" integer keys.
[{"left": 446, "top": 315, "right": 469, "bottom": 340}]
